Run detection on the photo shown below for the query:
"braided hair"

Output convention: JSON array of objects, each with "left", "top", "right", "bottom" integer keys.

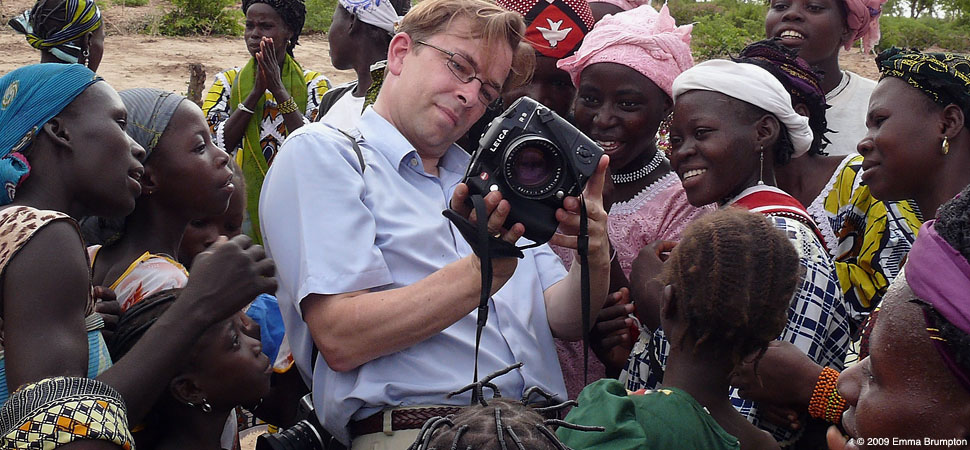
[
  {"left": 242, "top": 0, "right": 306, "bottom": 55},
  {"left": 918, "top": 184, "right": 970, "bottom": 371},
  {"left": 737, "top": 38, "right": 832, "bottom": 156},
  {"left": 661, "top": 208, "right": 801, "bottom": 367},
  {"left": 408, "top": 364, "right": 602, "bottom": 450}
]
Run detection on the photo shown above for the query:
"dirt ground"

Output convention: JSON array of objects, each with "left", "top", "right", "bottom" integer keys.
[
  {"left": 0, "top": 0, "right": 883, "bottom": 96},
  {"left": 0, "top": 0, "right": 356, "bottom": 95}
]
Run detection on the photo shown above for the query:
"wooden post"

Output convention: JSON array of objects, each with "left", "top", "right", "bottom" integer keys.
[{"left": 187, "top": 63, "right": 206, "bottom": 107}]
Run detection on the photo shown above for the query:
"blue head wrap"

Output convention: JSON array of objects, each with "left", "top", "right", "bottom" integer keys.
[{"left": 0, "top": 63, "right": 100, "bottom": 205}]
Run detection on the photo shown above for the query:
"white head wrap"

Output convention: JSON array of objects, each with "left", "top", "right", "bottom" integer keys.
[
  {"left": 671, "top": 59, "right": 813, "bottom": 158},
  {"left": 339, "top": 0, "right": 403, "bottom": 35}
]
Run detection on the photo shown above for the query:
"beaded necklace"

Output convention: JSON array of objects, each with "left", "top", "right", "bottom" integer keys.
[{"left": 611, "top": 149, "right": 665, "bottom": 185}]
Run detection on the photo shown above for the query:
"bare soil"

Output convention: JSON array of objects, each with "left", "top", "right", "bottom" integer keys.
[
  {"left": 0, "top": 0, "right": 356, "bottom": 95},
  {"left": 1, "top": 0, "right": 884, "bottom": 96}
]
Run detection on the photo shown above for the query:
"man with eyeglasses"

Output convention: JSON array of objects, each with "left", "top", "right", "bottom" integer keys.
[{"left": 259, "top": 0, "right": 612, "bottom": 448}]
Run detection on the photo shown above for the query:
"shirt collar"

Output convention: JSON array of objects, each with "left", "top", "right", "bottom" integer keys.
[{"left": 357, "top": 106, "right": 471, "bottom": 176}]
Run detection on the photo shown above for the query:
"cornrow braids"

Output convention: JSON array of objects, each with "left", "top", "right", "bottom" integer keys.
[
  {"left": 242, "top": 0, "right": 306, "bottom": 55},
  {"left": 107, "top": 288, "right": 180, "bottom": 361},
  {"left": 736, "top": 38, "right": 832, "bottom": 156},
  {"left": 661, "top": 208, "right": 801, "bottom": 367},
  {"left": 408, "top": 364, "right": 603, "bottom": 450}
]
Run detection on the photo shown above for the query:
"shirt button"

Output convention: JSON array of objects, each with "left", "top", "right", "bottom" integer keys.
[{"left": 410, "top": 158, "right": 418, "bottom": 167}]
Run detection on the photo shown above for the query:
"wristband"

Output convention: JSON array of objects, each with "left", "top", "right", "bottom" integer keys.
[
  {"left": 808, "top": 367, "right": 847, "bottom": 423},
  {"left": 277, "top": 97, "right": 299, "bottom": 115},
  {"left": 237, "top": 102, "right": 255, "bottom": 115}
]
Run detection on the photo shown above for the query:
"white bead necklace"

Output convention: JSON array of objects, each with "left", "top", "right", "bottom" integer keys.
[{"left": 611, "top": 150, "right": 666, "bottom": 185}]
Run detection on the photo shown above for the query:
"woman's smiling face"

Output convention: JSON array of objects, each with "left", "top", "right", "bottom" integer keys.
[{"left": 669, "top": 90, "right": 763, "bottom": 206}]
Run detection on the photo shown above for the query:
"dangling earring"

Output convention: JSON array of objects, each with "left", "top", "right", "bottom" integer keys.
[
  {"left": 186, "top": 398, "right": 213, "bottom": 413},
  {"left": 82, "top": 48, "right": 89, "bottom": 58},
  {"left": 758, "top": 146, "right": 766, "bottom": 185},
  {"left": 942, "top": 136, "right": 950, "bottom": 155}
]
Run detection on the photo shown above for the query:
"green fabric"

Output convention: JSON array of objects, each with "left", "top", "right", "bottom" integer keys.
[
  {"left": 557, "top": 380, "right": 741, "bottom": 450},
  {"left": 229, "top": 54, "right": 308, "bottom": 245}
]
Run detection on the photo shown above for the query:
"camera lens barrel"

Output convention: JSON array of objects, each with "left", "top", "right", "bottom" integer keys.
[
  {"left": 255, "top": 420, "right": 326, "bottom": 450},
  {"left": 502, "top": 135, "right": 565, "bottom": 200}
]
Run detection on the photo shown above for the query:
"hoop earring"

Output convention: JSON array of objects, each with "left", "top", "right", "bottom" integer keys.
[
  {"left": 942, "top": 136, "right": 950, "bottom": 155},
  {"left": 758, "top": 147, "right": 766, "bottom": 185},
  {"left": 82, "top": 48, "right": 89, "bottom": 58}
]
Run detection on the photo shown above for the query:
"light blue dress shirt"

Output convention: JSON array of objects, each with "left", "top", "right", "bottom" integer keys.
[{"left": 260, "top": 108, "right": 568, "bottom": 445}]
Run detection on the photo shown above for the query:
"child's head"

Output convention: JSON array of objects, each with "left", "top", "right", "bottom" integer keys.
[
  {"left": 660, "top": 208, "right": 799, "bottom": 366},
  {"left": 838, "top": 185, "right": 970, "bottom": 447},
  {"left": 669, "top": 60, "right": 814, "bottom": 206},
  {"left": 557, "top": 4, "right": 692, "bottom": 173},
  {"left": 110, "top": 289, "right": 271, "bottom": 416},
  {"left": 495, "top": 0, "right": 595, "bottom": 118},
  {"left": 764, "top": 0, "right": 887, "bottom": 66},
  {"left": 118, "top": 88, "right": 233, "bottom": 221},
  {"left": 414, "top": 398, "right": 562, "bottom": 450},
  {"left": 0, "top": 64, "right": 145, "bottom": 215},
  {"left": 179, "top": 160, "right": 245, "bottom": 266},
  {"left": 738, "top": 39, "right": 831, "bottom": 156}
]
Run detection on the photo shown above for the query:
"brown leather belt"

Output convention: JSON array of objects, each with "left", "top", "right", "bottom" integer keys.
[{"left": 349, "top": 406, "right": 462, "bottom": 437}]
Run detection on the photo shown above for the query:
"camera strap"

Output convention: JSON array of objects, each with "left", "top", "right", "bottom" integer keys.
[
  {"left": 578, "top": 196, "right": 591, "bottom": 386},
  {"left": 442, "top": 194, "right": 594, "bottom": 399}
]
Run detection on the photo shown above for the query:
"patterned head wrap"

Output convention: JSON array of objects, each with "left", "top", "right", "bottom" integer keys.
[
  {"left": 8, "top": 0, "right": 102, "bottom": 64},
  {"left": 877, "top": 48, "right": 970, "bottom": 115},
  {"left": 0, "top": 63, "right": 99, "bottom": 205},
  {"left": 118, "top": 88, "right": 186, "bottom": 159},
  {"left": 587, "top": 0, "right": 651, "bottom": 11},
  {"left": 557, "top": 4, "right": 692, "bottom": 99},
  {"left": 737, "top": 39, "right": 831, "bottom": 155},
  {"left": 338, "top": 0, "right": 404, "bottom": 35},
  {"left": 906, "top": 220, "right": 970, "bottom": 393},
  {"left": 242, "top": 0, "right": 306, "bottom": 55},
  {"left": 672, "top": 59, "right": 814, "bottom": 157},
  {"left": 0, "top": 376, "right": 134, "bottom": 449},
  {"left": 495, "top": 0, "right": 595, "bottom": 59},
  {"left": 842, "top": 0, "right": 887, "bottom": 52}
]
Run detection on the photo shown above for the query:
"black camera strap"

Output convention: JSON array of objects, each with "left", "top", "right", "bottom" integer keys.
[
  {"left": 578, "top": 196, "right": 591, "bottom": 386},
  {"left": 442, "top": 194, "right": 593, "bottom": 398}
]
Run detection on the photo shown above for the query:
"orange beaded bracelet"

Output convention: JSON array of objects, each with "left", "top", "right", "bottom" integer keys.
[{"left": 808, "top": 367, "right": 846, "bottom": 423}]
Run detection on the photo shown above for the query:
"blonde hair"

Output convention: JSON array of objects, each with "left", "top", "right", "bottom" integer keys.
[{"left": 398, "top": 0, "right": 535, "bottom": 88}]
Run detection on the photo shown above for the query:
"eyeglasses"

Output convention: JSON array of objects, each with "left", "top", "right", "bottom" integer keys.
[{"left": 416, "top": 40, "right": 502, "bottom": 110}]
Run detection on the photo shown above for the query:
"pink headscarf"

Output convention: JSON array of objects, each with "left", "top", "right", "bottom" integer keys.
[
  {"left": 843, "top": 0, "right": 888, "bottom": 52},
  {"left": 587, "top": 0, "right": 650, "bottom": 12},
  {"left": 556, "top": 4, "right": 693, "bottom": 99}
]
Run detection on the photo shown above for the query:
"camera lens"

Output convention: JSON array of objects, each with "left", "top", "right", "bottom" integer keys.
[
  {"left": 503, "top": 136, "right": 563, "bottom": 199},
  {"left": 255, "top": 420, "right": 326, "bottom": 450}
]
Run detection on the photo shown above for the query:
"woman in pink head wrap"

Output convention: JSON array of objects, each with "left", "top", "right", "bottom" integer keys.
[
  {"left": 551, "top": 4, "right": 712, "bottom": 401},
  {"left": 765, "top": 0, "right": 887, "bottom": 156}
]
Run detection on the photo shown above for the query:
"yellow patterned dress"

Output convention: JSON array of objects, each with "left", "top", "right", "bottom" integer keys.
[{"left": 806, "top": 154, "right": 922, "bottom": 327}]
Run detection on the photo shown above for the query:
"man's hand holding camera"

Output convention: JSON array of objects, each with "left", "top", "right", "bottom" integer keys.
[{"left": 450, "top": 184, "right": 524, "bottom": 284}]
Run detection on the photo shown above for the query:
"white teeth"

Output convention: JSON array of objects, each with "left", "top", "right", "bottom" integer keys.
[
  {"left": 780, "top": 30, "right": 804, "bottom": 39},
  {"left": 682, "top": 169, "right": 706, "bottom": 180},
  {"left": 596, "top": 141, "right": 619, "bottom": 151}
]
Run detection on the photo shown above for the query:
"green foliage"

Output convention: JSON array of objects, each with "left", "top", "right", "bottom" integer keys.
[
  {"left": 305, "top": 0, "right": 338, "bottom": 33},
  {"left": 877, "top": 15, "right": 970, "bottom": 51},
  {"left": 157, "top": 0, "right": 242, "bottom": 36},
  {"left": 112, "top": 0, "right": 149, "bottom": 6},
  {"left": 669, "top": 0, "right": 767, "bottom": 61}
]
